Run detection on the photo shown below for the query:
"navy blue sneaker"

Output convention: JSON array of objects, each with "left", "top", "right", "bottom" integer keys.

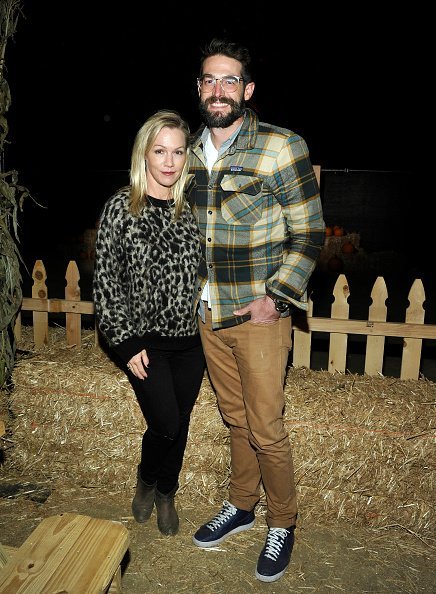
[
  {"left": 255, "top": 526, "right": 295, "bottom": 582},
  {"left": 192, "top": 500, "right": 255, "bottom": 548}
]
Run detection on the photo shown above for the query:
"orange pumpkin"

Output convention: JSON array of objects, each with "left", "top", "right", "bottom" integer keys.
[
  {"left": 341, "top": 241, "right": 355, "bottom": 254},
  {"left": 325, "top": 226, "right": 333, "bottom": 237},
  {"left": 333, "top": 225, "right": 344, "bottom": 237},
  {"left": 327, "top": 255, "right": 344, "bottom": 272}
]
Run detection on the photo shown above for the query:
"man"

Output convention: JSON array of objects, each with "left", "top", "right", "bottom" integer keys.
[{"left": 186, "top": 38, "right": 325, "bottom": 583}]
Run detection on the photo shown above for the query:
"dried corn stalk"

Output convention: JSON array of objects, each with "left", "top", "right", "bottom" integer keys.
[{"left": 0, "top": 1, "right": 30, "bottom": 388}]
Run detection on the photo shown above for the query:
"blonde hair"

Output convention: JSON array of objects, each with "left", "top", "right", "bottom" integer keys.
[{"left": 129, "top": 110, "right": 191, "bottom": 218}]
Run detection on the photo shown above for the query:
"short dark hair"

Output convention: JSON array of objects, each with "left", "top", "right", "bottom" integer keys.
[{"left": 200, "top": 38, "right": 253, "bottom": 83}]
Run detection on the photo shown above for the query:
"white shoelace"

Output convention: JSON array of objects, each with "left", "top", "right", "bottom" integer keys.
[
  {"left": 263, "top": 528, "right": 289, "bottom": 560},
  {"left": 206, "top": 500, "right": 236, "bottom": 531}
]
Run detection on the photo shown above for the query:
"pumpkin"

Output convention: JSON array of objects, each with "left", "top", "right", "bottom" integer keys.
[
  {"left": 325, "top": 226, "right": 333, "bottom": 237},
  {"left": 327, "top": 255, "right": 344, "bottom": 272},
  {"left": 341, "top": 241, "right": 355, "bottom": 254},
  {"left": 333, "top": 225, "right": 344, "bottom": 237}
]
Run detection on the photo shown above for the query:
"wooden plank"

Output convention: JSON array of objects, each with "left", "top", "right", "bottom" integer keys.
[
  {"left": 401, "top": 279, "right": 426, "bottom": 380},
  {"left": 107, "top": 566, "right": 122, "bottom": 594},
  {"left": 305, "top": 318, "right": 436, "bottom": 340},
  {"left": 328, "top": 274, "right": 350, "bottom": 373},
  {"left": 0, "top": 513, "right": 129, "bottom": 594},
  {"left": 365, "top": 277, "right": 388, "bottom": 376},
  {"left": 0, "top": 545, "right": 16, "bottom": 570},
  {"left": 21, "top": 298, "right": 94, "bottom": 315}
]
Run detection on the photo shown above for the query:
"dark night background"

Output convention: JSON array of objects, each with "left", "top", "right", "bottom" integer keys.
[{"left": 4, "top": 3, "right": 430, "bottom": 296}]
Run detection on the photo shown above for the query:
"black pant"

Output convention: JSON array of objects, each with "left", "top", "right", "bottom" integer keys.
[{"left": 128, "top": 342, "right": 205, "bottom": 494}]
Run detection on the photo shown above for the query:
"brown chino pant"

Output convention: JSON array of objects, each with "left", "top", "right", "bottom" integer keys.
[{"left": 199, "top": 308, "right": 298, "bottom": 528}]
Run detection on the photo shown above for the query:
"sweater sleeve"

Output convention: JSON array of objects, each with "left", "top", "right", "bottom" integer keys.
[
  {"left": 112, "top": 335, "right": 145, "bottom": 364},
  {"left": 92, "top": 193, "right": 141, "bottom": 358}
]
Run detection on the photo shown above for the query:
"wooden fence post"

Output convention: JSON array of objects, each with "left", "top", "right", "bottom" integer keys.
[
  {"left": 65, "top": 261, "right": 82, "bottom": 347},
  {"left": 401, "top": 279, "right": 425, "bottom": 380},
  {"left": 364, "top": 277, "right": 388, "bottom": 376},
  {"left": 32, "top": 260, "right": 49, "bottom": 348},
  {"left": 292, "top": 294, "right": 314, "bottom": 369},
  {"left": 328, "top": 274, "right": 350, "bottom": 373}
]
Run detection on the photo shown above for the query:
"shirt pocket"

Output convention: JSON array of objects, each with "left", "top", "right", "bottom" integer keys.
[{"left": 220, "top": 175, "right": 264, "bottom": 224}]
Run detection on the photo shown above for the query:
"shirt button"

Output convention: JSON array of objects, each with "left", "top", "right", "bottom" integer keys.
[
  {"left": 208, "top": 210, "right": 212, "bottom": 215},
  {"left": 208, "top": 264, "right": 213, "bottom": 268},
  {"left": 207, "top": 237, "right": 211, "bottom": 242}
]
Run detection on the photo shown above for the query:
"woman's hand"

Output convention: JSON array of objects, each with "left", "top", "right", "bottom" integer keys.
[{"left": 127, "top": 349, "right": 149, "bottom": 379}]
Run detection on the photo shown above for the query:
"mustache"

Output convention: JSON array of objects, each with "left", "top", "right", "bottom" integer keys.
[{"left": 205, "top": 96, "right": 236, "bottom": 107}]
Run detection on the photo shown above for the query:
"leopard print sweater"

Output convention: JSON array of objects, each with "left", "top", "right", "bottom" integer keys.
[{"left": 93, "top": 189, "right": 201, "bottom": 356}]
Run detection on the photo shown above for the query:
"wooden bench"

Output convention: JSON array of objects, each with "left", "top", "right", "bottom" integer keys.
[{"left": 0, "top": 513, "right": 129, "bottom": 593}]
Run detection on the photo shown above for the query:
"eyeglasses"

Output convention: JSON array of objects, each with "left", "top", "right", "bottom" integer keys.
[{"left": 197, "top": 75, "right": 244, "bottom": 93}]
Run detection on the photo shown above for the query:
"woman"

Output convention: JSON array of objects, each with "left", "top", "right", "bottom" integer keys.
[{"left": 93, "top": 110, "right": 205, "bottom": 536}]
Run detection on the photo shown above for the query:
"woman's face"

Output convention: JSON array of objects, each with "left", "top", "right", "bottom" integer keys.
[{"left": 145, "top": 127, "right": 187, "bottom": 199}]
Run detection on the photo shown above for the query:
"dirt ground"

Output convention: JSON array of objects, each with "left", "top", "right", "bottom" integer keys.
[{"left": 0, "top": 472, "right": 435, "bottom": 594}]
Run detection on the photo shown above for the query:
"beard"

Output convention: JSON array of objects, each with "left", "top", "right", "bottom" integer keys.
[{"left": 198, "top": 96, "right": 245, "bottom": 128}]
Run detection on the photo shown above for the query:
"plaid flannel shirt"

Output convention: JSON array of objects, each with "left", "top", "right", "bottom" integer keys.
[{"left": 187, "top": 108, "right": 325, "bottom": 330}]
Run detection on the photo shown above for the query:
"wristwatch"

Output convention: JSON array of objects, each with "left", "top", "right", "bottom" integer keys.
[{"left": 267, "top": 294, "right": 290, "bottom": 313}]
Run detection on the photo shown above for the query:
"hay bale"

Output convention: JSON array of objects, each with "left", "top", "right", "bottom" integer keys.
[
  {"left": 181, "top": 376, "right": 231, "bottom": 505},
  {"left": 3, "top": 327, "right": 435, "bottom": 540},
  {"left": 8, "top": 330, "right": 145, "bottom": 489},
  {"left": 283, "top": 368, "right": 435, "bottom": 537}
]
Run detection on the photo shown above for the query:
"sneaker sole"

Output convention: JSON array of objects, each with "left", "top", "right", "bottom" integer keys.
[
  {"left": 192, "top": 519, "right": 255, "bottom": 548},
  {"left": 255, "top": 567, "right": 286, "bottom": 583}
]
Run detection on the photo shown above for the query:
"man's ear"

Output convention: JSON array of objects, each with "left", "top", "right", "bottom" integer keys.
[{"left": 244, "top": 81, "right": 255, "bottom": 101}]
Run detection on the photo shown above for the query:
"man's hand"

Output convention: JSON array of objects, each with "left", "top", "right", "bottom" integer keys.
[{"left": 233, "top": 296, "right": 280, "bottom": 324}]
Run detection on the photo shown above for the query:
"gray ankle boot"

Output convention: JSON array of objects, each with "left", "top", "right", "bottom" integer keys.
[
  {"left": 155, "top": 484, "right": 179, "bottom": 536},
  {"left": 132, "top": 466, "right": 156, "bottom": 523}
]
